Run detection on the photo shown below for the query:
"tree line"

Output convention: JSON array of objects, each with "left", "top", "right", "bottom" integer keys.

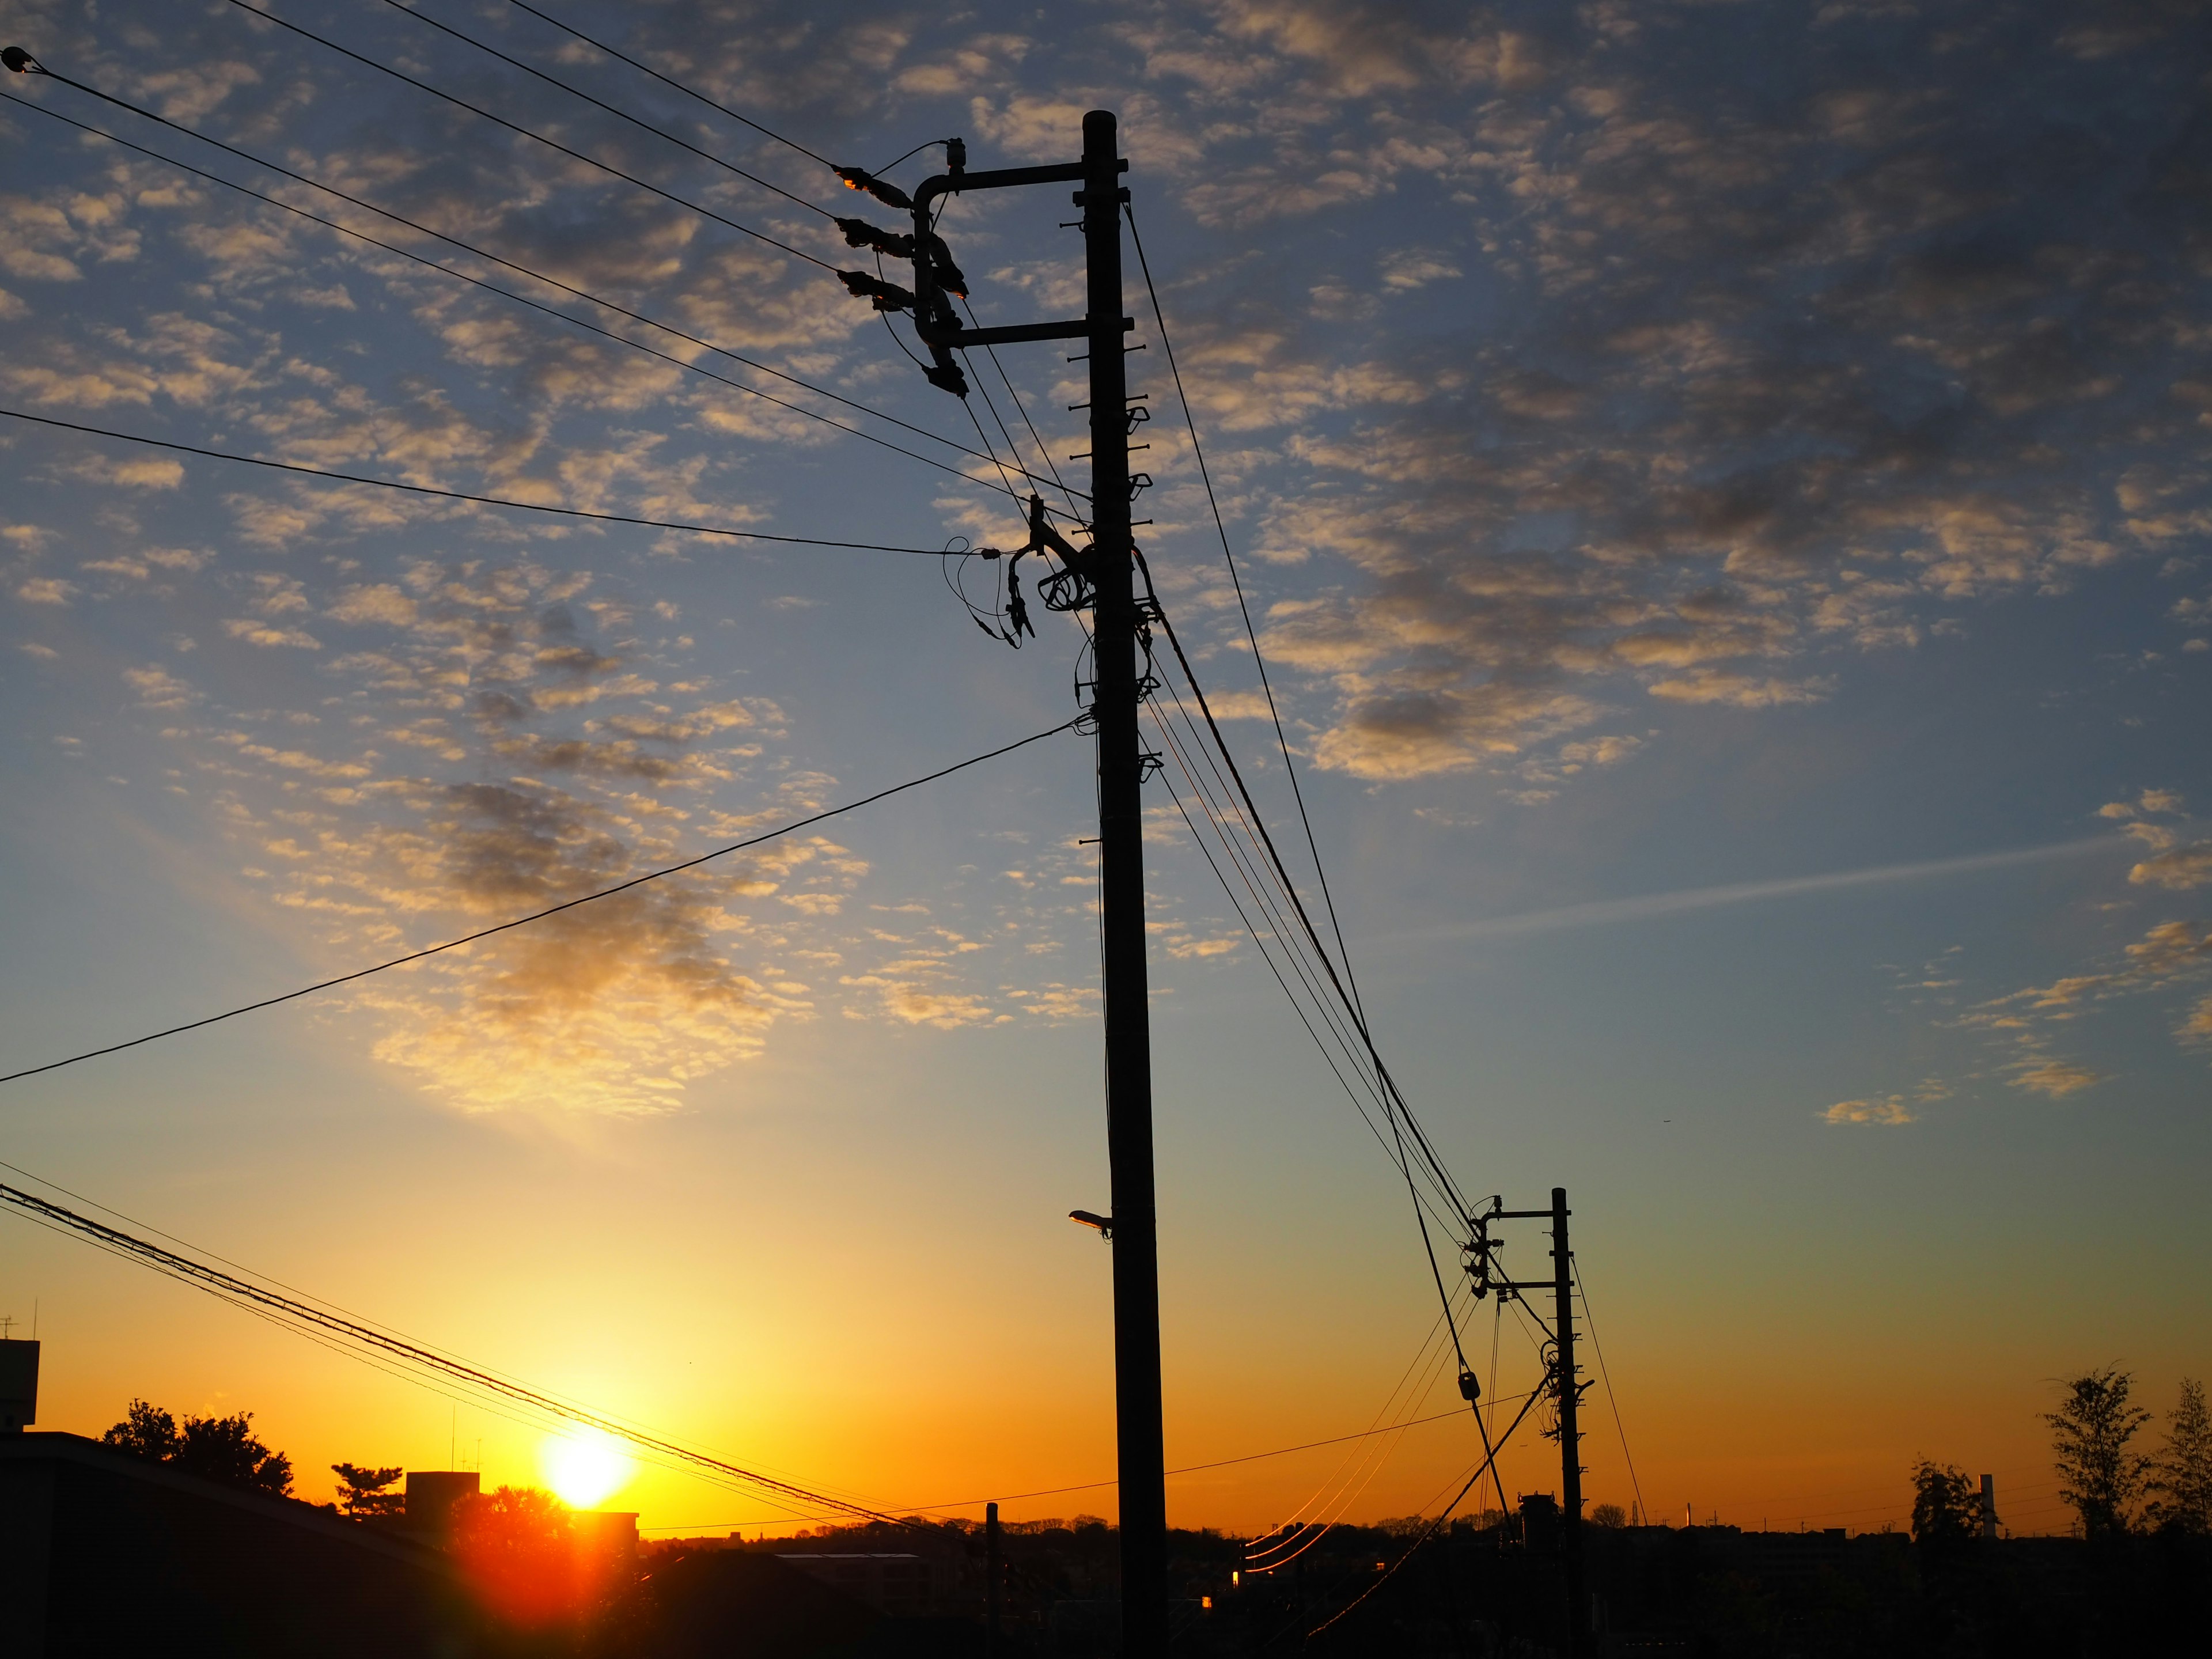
[{"left": 1912, "top": 1369, "right": 2211, "bottom": 1541}]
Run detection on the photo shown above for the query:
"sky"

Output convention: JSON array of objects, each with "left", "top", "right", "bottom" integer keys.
[{"left": 1, "top": 0, "right": 2209, "bottom": 1543}]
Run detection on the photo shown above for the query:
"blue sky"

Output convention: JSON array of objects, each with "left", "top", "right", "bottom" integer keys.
[{"left": 1, "top": 0, "right": 2207, "bottom": 1537}]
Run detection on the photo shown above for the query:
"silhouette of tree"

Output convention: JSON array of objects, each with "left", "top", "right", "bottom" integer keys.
[
  {"left": 100, "top": 1397, "right": 294, "bottom": 1497},
  {"left": 2147, "top": 1377, "right": 2212, "bottom": 1535},
  {"left": 1909, "top": 1459, "right": 1979, "bottom": 1545},
  {"left": 2045, "top": 1365, "right": 2150, "bottom": 1537},
  {"left": 101, "top": 1398, "right": 180, "bottom": 1461},
  {"left": 1590, "top": 1503, "right": 1628, "bottom": 1528},
  {"left": 332, "top": 1461, "right": 406, "bottom": 1519}
]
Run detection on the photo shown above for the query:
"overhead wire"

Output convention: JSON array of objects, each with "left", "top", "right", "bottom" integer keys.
[
  {"left": 958, "top": 291, "right": 1085, "bottom": 523},
  {"left": 1141, "top": 583, "right": 1474, "bottom": 1225},
  {"left": 1136, "top": 580, "right": 1465, "bottom": 1229},
  {"left": 0, "top": 76, "right": 1072, "bottom": 498},
  {"left": 376, "top": 0, "right": 835, "bottom": 219},
  {"left": 1305, "top": 1381, "right": 1551, "bottom": 1641},
  {"left": 0, "top": 714, "right": 1081, "bottom": 1088},
  {"left": 0, "top": 408, "right": 967, "bottom": 554},
  {"left": 1144, "top": 707, "right": 1419, "bottom": 1200},
  {"left": 1126, "top": 203, "right": 1368, "bottom": 1028},
  {"left": 0, "top": 1180, "right": 914, "bottom": 1527},
  {"left": 221, "top": 0, "right": 842, "bottom": 271},
  {"left": 1573, "top": 1254, "right": 1647, "bottom": 1528},
  {"left": 502, "top": 0, "right": 836, "bottom": 170},
  {"left": 641, "top": 1402, "right": 1501, "bottom": 1533}
]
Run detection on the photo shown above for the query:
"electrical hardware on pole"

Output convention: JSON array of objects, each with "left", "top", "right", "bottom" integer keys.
[
  {"left": 1468, "top": 1187, "right": 1590, "bottom": 1656},
  {"left": 876, "top": 111, "right": 1165, "bottom": 1657}
]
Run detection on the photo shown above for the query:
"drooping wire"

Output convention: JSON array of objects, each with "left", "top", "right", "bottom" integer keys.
[
  {"left": 1147, "top": 700, "right": 1445, "bottom": 1222},
  {"left": 377, "top": 0, "right": 836, "bottom": 218},
  {"left": 1126, "top": 203, "right": 1369, "bottom": 1027},
  {"left": 958, "top": 293, "right": 1085, "bottom": 523},
  {"left": 0, "top": 714, "right": 1081, "bottom": 1088},
  {"left": 0, "top": 1179, "right": 922, "bottom": 1528},
  {"left": 0, "top": 83, "right": 1069, "bottom": 497},
  {"left": 1138, "top": 563, "right": 1474, "bottom": 1225},
  {"left": 1573, "top": 1253, "right": 1648, "bottom": 1526},
  {"left": 222, "top": 0, "right": 842, "bottom": 271},
  {"left": 1305, "top": 1381, "right": 1551, "bottom": 1640},
  {"left": 0, "top": 408, "right": 965, "bottom": 555},
  {"left": 503, "top": 0, "right": 837, "bottom": 169}
]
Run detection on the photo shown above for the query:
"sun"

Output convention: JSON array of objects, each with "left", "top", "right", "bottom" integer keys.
[{"left": 539, "top": 1429, "right": 635, "bottom": 1510}]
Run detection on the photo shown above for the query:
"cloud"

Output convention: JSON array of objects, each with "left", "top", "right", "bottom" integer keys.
[
  {"left": 1824, "top": 1096, "right": 1914, "bottom": 1126},
  {"left": 123, "top": 665, "right": 197, "bottom": 709},
  {"left": 16, "top": 577, "right": 74, "bottom": 606},
  {"left": 222, "top": 618, "right": 322, "bottom": 650},
  {"left": 2008, "top": 1058, "right": 2103, "bottom": 1098},
  {"left": 2128, "top": 841, "right": 2212, "bottom": 889},
  {"left": 1646, "top": 671, "right": 1832, "bottom": 708}
]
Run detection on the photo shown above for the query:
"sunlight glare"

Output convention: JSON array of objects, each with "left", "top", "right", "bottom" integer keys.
[{"left": 539, "top": 1429, "right": 635, "bottom": 1509}]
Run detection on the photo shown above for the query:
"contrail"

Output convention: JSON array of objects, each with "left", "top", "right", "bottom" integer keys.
[{"left": 1371, "top": 834, "right": 2127, "bottom": 948}]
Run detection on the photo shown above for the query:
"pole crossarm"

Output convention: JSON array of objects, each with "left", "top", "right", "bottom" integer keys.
[{"left": 907, "top": 161, "right": 1135, "bottom": 351}]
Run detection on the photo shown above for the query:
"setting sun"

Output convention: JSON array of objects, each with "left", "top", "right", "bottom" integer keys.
[{"left": 539, "top": 1430, "right": 635, "bottom": 1510}]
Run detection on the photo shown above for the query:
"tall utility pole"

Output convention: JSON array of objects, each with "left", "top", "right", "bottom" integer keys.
[
  {"left": 1080, "top": 109, "right": 1170, "bottom": 1659},
  {"left": 904, "top": 109, "right": 1165, "bottom": 1657}
]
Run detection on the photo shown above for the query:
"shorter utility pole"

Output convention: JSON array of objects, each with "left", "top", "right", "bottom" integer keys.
[
  {"left": 1551, "top": 1186, "right": 1585, "bottom": 1655},
  {"left": 986, "top": 1499, "right": 1002, "bottom": 1656},
  {"left": 1476, "top": 1187, "right": 1589, "bottom": 1658}
]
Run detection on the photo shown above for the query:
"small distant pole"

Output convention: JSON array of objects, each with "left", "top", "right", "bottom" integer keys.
[
  {"left": 986, "top": 1500, "right": 1003, "bottom": 1657},
  {"left": 1552, "top": 1187, "right": 1585, "bottom": 1658}
]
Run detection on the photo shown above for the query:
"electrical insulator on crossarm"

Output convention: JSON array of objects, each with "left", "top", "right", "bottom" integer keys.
[
  {"left": 835, "top": 167, "right": 912, "bottom": 210},
  {"left": 838, "top": 270, "right": 915, "bottom": 313}
]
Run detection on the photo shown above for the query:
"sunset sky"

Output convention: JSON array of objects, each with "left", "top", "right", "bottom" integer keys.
[{"left": 2, "top": 0, "right": 2208, "bottom": 1544}]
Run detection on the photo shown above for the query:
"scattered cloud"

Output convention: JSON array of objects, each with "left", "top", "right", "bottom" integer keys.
[{"left": 1824, "top": 1096, "right": 1914, "bottom": 1126}]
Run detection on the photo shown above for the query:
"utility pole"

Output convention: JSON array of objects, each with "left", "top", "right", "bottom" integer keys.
[
  {"left": 1081, "top": 110, "right": 1169, "bottom": 1659},
  {"left": 1551, "top": 1187, "right": 1585, "bottom": 1657},
  {"left": 986, "top": 1499, "right": 1003, "bottom": 1656},
  {"left": 899, "top": 109, "right": 1164, "bottom": 1658},
  {"left": 1479, "top": 1188, "right": 1588, "bottom": 1658}
]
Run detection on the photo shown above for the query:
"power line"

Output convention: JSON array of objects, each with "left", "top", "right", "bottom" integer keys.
[
  {"left": 1572, "top": 1255, "right": 1647, "bottom": 1528},
  {"left": 643, "top": 1399, "right": 1523, "bottom": 1532},
  {"left": 221, "top": 0, "right": 841, "bottom": 271},
  {"left": 0, "top": 94, "right": 1032, "bottom": 503},
  {"left": 0, "top": 715, "right": 1080, "bottom": 1088},
  {"left": 0, "top": 1178, "right": 916, "bottom": 1528},
  {"left": 1127, "top": 204, "right": 1367, "bottom": 1028},
  {"left": 1305, "top": 1381, "right": 1551, "bottom": 1639},
  {"left": 0, "top": 66, "right": 1074, "bottom": 495},
  {"left": 0, "top": 407, "right": 964, "bottom": 552},
  {"left": 378, "top": 0, "right": 835, "bottom": 219},
  {"left": 1140, "top": 573, "right": 1474, "bottom": 1225},
  {"left": 503, "top": 0, "right": 836, "bottom": 170}
]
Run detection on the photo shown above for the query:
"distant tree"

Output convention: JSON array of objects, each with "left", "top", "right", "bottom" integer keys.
[
  {"left": 101, "top": 1398, "right": 293, "bottom": 1497},
  {"left": 101, "top": 1399, "right": 181, "bottom": 1461},
  {"left": 332, "top": 1461, "right": 406, "bottom": 1520},
  {"left": 2046, "top": 1366, "right": 2151, "bottom": 1537},
  {"left": 2147, "top": 1377, "right": 2212, "bottom": 1535},
  {"left": 1910, "top": 1459, "right": 1979, "bottom": 1546},
  {"left": 1590, "top": 1503, "right": 1628, "bottom": 1528}
]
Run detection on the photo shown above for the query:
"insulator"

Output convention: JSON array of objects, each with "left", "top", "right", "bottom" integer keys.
[{"left": 835, "top": 167, "right": 913, "bottom": 211}]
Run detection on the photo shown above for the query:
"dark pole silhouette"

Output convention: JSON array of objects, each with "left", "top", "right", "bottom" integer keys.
[
  {"left": 1082, "top": 108, "right": 1169, "bottom": 1659},
  {"left": 1553, "top": 1187, "right": 1585, "bottom": 1656}
]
